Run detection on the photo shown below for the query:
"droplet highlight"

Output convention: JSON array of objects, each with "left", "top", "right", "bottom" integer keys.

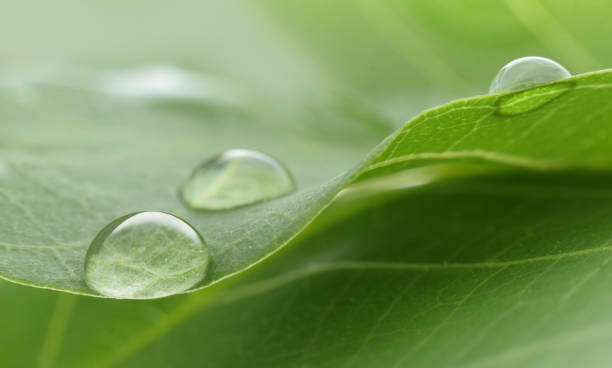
[
  {"left": 84, "top": 211, "right": 209, "bottom": 299},
  {"left": 180, "top": 149, "right": 296, "bottom": 210},
  {"left": 490, "top": 56, "right": 570, "bottom": 94}
]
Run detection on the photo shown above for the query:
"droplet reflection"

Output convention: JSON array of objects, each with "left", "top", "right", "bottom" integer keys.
[
  {"left": 490, "top": 56, "right": 570, "bottom": 93},
  {"left": 84, "top": 211, "right": 209, "bottom": 299},
  {"left": 180, "top": 149, "right": 296, "bottom": 210}
]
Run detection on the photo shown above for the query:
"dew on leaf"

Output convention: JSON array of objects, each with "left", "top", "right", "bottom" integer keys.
[
  {"left": 180, "top": 149, "right": 296, "bottom": 210},
  {"left": 84, "top": 211, "right": 209, "bottom": 299},
  {"left": 489, "top": 56, "right": 570, "bottom": 94}
]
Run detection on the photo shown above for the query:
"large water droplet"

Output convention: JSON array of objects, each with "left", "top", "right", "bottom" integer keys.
[
  {"left": 84, "top": 211, "right": 209, "bottom": 299},
  {"left": 180, "top": 149, "right": 296, "bottom": 210},
  {"left": 490, "top": 56, "right": 570, "bottom": 93}
]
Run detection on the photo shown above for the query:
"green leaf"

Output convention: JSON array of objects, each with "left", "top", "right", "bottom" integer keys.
[
  {"left": 0, "top": 79, "right": 378, "bottom": 295},
  {"left": 6, "top": 170, "right": 612, "bottom": 367},
  {"left": 2, "top": 70, "right": 612, "bottom": 297},
  {"left": 4, "top": 0, "right": 612, "bottom": 366}
]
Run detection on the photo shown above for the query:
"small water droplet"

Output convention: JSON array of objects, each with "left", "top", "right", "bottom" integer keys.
[
  {"left": 180, "top": 149, "right": 295, "bottom": 210},
  {"left": 84, "top": 211, "right": 209, "bottom": 299},
  {"left": 490, "top": 56, "right": 570, "bottom": 93}
]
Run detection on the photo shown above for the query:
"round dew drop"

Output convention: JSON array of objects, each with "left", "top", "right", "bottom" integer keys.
[
  {"left": 180, "top": 149, "right": 296, "bottom": 210},
  {"left": 84, "top": 211, "right": 210, "bottom": 299},
  {"left": 489, "top": 56, "right": 570, "bottom": 93}
]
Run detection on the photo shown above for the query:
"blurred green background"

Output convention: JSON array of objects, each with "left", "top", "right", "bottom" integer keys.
[{"left": 1, "top": 0, "right": 608, "bottom": 129}]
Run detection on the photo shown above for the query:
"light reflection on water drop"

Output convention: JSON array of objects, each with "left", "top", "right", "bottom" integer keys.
[
  {"left": 84, "top": 211, "right": 209, "bottom": 299},
  {"left": 490, "top": 56, "right": 570, "bottom": 94}
]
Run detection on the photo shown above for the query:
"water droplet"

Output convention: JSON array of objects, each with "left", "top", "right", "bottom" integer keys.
[
  {"left": 180, "top": 149, "right": 295, "bottom": 210},
  {"left": 84, "top": 211, "right": 209, "bottom": 299},
  {"left": 490, "top": 56, "right": 570, "bottom": 93}
]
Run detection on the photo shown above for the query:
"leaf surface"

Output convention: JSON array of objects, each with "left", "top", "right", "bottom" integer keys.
[
  {"left": 2, "top": 71, "right": 612, "bottom": 296},
  {"left": 3, "top": 0, "right": 612, "bottom": 366},
  {"left": 6, "top": 171, "right": 612, "bottom": 367}
]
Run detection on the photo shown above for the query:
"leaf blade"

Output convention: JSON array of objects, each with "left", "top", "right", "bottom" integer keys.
[{"left": 3, "top": 70, "right": 612, "bottom": 296}]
